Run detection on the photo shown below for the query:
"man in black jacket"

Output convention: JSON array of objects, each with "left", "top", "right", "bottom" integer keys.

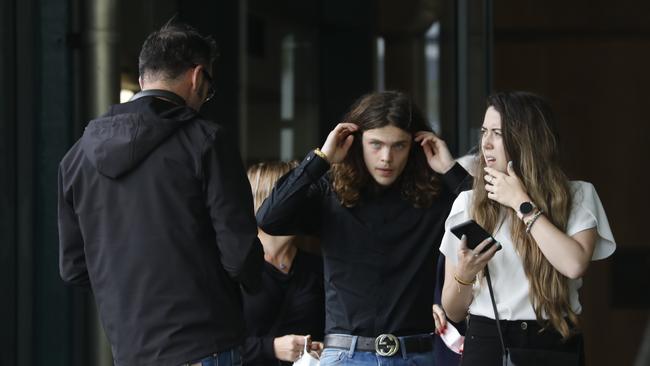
[{"left": 58, "top": 21, "right": 263, "bottom": 366}]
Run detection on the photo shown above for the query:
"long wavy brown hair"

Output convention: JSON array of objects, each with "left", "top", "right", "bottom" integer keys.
[
  {"left": 331, "top": 91, "right": 441, "bottom": 208},
  {"left": 472, "top": 91, "right": 577, "bottom": 339}
]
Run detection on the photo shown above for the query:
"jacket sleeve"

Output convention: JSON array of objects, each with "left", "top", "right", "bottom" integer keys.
[
  {"left": 203, "top": 128, "right": 264, "bottom": 292},
  {"left": 58, "top": 164, "right": 90, "bottom": 288},
  {"left": 256, "top": 150, "right": 329, "bottom": 236},
  {"left": 242, "top": 336, "right": 277, "bottom": 364},
  {"left": 441, "top": 162, "right": 472, "bottom": 196}
]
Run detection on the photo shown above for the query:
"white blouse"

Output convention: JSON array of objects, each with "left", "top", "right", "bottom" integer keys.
[{"left": 439, "top": 181, "right": 616, "bottom": 320}]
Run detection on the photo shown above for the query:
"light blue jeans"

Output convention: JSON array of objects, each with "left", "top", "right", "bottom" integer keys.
[
  {"left": 182, "top": 348, "right": 242, "bottom": 366},
  {"left": 321, "top": 336, "right": 436, "bottom": 366}
]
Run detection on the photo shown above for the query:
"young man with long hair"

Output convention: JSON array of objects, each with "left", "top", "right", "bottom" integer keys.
[
  {"left": 257, "top": 91, "right": 469, "bottom": 366},
  {"left": 440, "top": 91, "right": 616, "bottom": 365}
]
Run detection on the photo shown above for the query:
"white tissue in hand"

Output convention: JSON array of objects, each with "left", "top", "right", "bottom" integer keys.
[
  {"left": 293, "top": 336, "right": 320, "bottom": 366},
  {"left": 293, "top": 351, "right": 319, "bottom": 366},
  {"left": 440, "top": 322, "right": 465, "bottom": 354}
]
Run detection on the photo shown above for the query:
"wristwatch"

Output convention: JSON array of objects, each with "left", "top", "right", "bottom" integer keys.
[{"left": 517, "top": 201, "right": 537, "bottom": 220}]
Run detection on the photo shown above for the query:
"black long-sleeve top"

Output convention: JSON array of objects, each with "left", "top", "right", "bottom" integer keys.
[
  {"left": 256, "top": 151, "right": 468, "bottom": 337},
  {"left": 58, "top": 96, "right": 264, "bottom": 366},
  {"left": 242, "top": 250, "right": 325, "bottom": 366}
]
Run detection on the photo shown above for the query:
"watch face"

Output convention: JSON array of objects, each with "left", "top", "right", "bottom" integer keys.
[{"left": 520, "top": 202, "right": 534, "bottom": 215}]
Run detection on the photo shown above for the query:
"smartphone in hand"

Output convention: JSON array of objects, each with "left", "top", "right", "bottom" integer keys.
[{"left": 450, "top": 219, "right": 500, "bottom": 253}]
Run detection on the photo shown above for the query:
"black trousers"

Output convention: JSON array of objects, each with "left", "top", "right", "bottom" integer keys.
[{"left": 460, "top": 315, "right": 584, "bottom": 366}]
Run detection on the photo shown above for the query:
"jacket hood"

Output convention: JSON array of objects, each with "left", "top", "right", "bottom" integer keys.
[{"left": 80, "top": 112, "right": 189, "bottom": 178}]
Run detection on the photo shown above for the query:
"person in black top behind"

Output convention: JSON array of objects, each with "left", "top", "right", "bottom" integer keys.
[
  {"left": 243, "top": 161, "right": 325, "bottom": 366},
  {"left": 256, "top": 91, "right": 469, "bottom": 366},
  {"left": 58, "top": 21, "right": 263, "bottom": 366}
]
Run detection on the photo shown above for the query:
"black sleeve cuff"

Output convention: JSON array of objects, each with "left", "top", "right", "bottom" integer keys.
[
  {"left": 441, "top": 162, "right": 470, "bottom": 192},
  {"left": 261, "top": 336, "right": 276, "bottom": 360},
  {"left": 298, "top": 150, "right": 331, "bottom": 182}
]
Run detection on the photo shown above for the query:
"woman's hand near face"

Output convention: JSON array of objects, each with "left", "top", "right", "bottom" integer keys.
[
  {"left": 320, "top": 123, "right": 359, "bottom": 164},
  {"left": 483, "top": 162, "right": 531, "bottom": 210},
  {"left": 414, "top": 131, "right": 455, "bottom": 174}
]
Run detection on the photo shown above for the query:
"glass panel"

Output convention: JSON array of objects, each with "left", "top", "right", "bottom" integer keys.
[
  {"left": 244, "top": 7, "right": 319, "bottom": 163},
  {"left": 375, "top": 37, "right": 385, "bottom": 92},
  {"left": 425, "top": 22, "right": 441, "bottom": 134}
]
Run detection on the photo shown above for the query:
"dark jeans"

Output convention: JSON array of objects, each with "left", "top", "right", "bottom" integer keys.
[
  {"left": 460, "top": 315, "right": 584, "bottom": 366},
  {"left": 181, "top": 348, "right": 242, "bottom": 366}
]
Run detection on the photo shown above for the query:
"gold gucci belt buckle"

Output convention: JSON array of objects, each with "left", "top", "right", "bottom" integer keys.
[{"left": 374, "top": 334, "right": 400, "bottom": 356}]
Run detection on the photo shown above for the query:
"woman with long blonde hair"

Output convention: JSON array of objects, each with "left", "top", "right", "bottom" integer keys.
[
  {"left": 440, "top": 91, "right": 616, "bottom": 365},
  {"left": 242, "top": 161, "right": 325, "bottom": 366}
]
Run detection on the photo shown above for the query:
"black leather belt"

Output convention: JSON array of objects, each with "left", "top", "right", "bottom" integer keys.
[{"left": 324, "top": 333, "right": 433, "bottom": 357}]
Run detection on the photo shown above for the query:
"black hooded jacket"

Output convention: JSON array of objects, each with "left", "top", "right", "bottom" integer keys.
[{"left": 58, "top": 96, "right": 263, "bottom": 366}]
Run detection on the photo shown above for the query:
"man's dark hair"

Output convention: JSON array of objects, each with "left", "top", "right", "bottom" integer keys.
[
  {"left": 331, "top": 91, "right": 442, "bottom": 208},
  {"left": 138, "top": 20, "right": 219, "bottom": 81}
]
